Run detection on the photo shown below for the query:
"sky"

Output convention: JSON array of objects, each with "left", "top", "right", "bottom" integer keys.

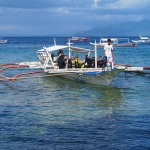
[{"left": 0, "top": 0, "right": 150, "bottom": 36}]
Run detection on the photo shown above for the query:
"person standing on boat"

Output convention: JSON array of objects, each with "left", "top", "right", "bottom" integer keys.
[{"left": 104, "top": 39, "right": 114, "bottom": 69}]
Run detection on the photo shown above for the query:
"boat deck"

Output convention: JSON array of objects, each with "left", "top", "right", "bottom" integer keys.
[{"left": 17, "top": 62, "right": 149, "bottom": 73}]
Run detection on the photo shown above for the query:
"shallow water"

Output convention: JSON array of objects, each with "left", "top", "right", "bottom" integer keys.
[{"left": 0, "top": 37, "right": 150, "bottom": 149}]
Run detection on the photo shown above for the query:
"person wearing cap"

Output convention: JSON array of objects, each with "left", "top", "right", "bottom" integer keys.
[{"left": 104, "top": 38, "right": 114, "bottom": 68}]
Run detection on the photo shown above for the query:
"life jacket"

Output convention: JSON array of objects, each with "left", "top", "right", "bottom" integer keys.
[
  {"left": 74, "top": 58, "right": 83, "bottom": 68},
  {"left": 68, "top": 59, "right": 75, "bottom": 68},
  {"left": 81, "top": 64, "right": 85, "bottom": 68},
  {"left": 71, "top": 60, "right": 75, "bottom": 68}
]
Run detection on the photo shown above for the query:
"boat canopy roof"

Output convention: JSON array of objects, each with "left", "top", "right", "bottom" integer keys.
[
  {"left": 70, "top": 46, "right": 94, "bottom": 52},
  {"left": 140, "top": 36, "right": 149, "bottom": 40},
  {"left": 45, "top": 45, "right": 69, "bottom": 52},
  {"left": 37, "top": 45, "right": 94, "bottom": 53},
  {"left": 37, "top": 45, "right": 68, "bottom": 53}
]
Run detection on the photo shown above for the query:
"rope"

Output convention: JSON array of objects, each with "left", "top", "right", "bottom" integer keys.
[
  {"left": 0, "top": 63, "right": 17, "bottom": 67},
  {"left": 0, "top": 74, "right": 9, "bottom": 80},
  {"left": 10, "top": 70, "right": 44, "bottom": 82},
  {"left": 0, "top": 65, "right": 29, "bottom": 73},
  {"left": 0, "top": 72, "right": 77, "bottom": 82}
]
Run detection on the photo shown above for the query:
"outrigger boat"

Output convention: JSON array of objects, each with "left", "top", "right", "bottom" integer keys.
[
  {"left": 35, "top": 39, "right": 124, "bottom": 86},
  {"left": 69, "top": 37, "right": 89, "bottom": 41},
  {"left": 132, "top": 36, "right": 150, "bottom": 44},
  {"left": 0, "top": 38, "right": 8, "bottom": 43},
  {"left": 90, "top": 38, "right": 136, "bottom": 47}
]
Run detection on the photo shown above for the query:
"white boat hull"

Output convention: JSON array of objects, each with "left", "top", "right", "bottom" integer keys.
[
  {"left": 0, "top": 40, "right": 7, "bottom": 43},
  {"left": 59, "top": 69, "right": 123, "bottom": 86},
  {"left": 132, "top": 36, "right": 150, "bottom": 44}
]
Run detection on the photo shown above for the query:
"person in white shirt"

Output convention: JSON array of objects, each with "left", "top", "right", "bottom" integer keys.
[{"left": 104, "top": 38, "right": 114, "bottom": 69}]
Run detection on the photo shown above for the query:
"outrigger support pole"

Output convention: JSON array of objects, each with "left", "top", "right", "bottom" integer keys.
[{"left": 94, "top": 39, "right": 97, "bottom": 69}]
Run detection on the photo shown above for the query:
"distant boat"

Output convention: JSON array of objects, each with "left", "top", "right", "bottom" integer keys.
[
  {"left": 132, "top": 36, "right": 150, "bottom": 44},
  {"left": 90, "top": 38, "right": 136, "bottom": 47},
  {"left": 0, "top": 38, "right": 8, "bottom": 43},
  {"left": 69, "top": 37, "right": 89, "bottom": 41}
]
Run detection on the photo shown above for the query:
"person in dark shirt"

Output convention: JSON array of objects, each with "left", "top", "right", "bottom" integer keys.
[
  {"left": 68, "top": 55, "right": 76, "bottom": 68},
  {"left": 91, "top": 57, "right": 95, "bottom": 68},
  {"left": 97, "top": 56, "right": 104, "bottom": 70},
  {"left": 58, "top": 54, "right": 67, "bottom": 69},
  {"left": 84, "top": 55, "right": 92, "bottom": 68}
]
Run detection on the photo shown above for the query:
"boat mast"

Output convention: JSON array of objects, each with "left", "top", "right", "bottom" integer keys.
[
  {"left": 68, "top": 39, "right": 71, "bottom": 58},
  {"left": 54, "top": 38, "right": 56, "bottom": 46}
]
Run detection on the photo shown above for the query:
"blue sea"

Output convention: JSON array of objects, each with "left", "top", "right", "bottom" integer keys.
[{"left": 0, "top": 37, "right": 150, "bottom": 150}]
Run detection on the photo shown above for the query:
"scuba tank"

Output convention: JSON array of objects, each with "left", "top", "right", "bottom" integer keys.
[
  {"left": 72, "top": 60, "right": 75, "bottom": 68},
  {"left": 107, "top": 62, "right": 111, "bottom": 71}
]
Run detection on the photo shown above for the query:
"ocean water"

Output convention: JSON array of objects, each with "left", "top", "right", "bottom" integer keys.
[{"left": 0, "top": 37, "right": 150, "bottom": 150}]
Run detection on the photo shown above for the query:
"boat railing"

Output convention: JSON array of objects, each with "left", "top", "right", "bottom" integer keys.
[
  {"left": 47, "top": 67, "right": 104, "bottom": 73},
  {"left": 37, "top": 48, "right": 55, "bottom": 70}
]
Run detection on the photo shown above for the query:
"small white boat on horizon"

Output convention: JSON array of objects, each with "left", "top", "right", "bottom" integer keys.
[
  {"left": 69, "top": 36, "right": 89, "bottom": 41},
  {"left": 132, "top": 36, "right": 150, "bottom": 44},
  {"left": 0, "top": 38, "right": 8, "bottom": 43}
]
